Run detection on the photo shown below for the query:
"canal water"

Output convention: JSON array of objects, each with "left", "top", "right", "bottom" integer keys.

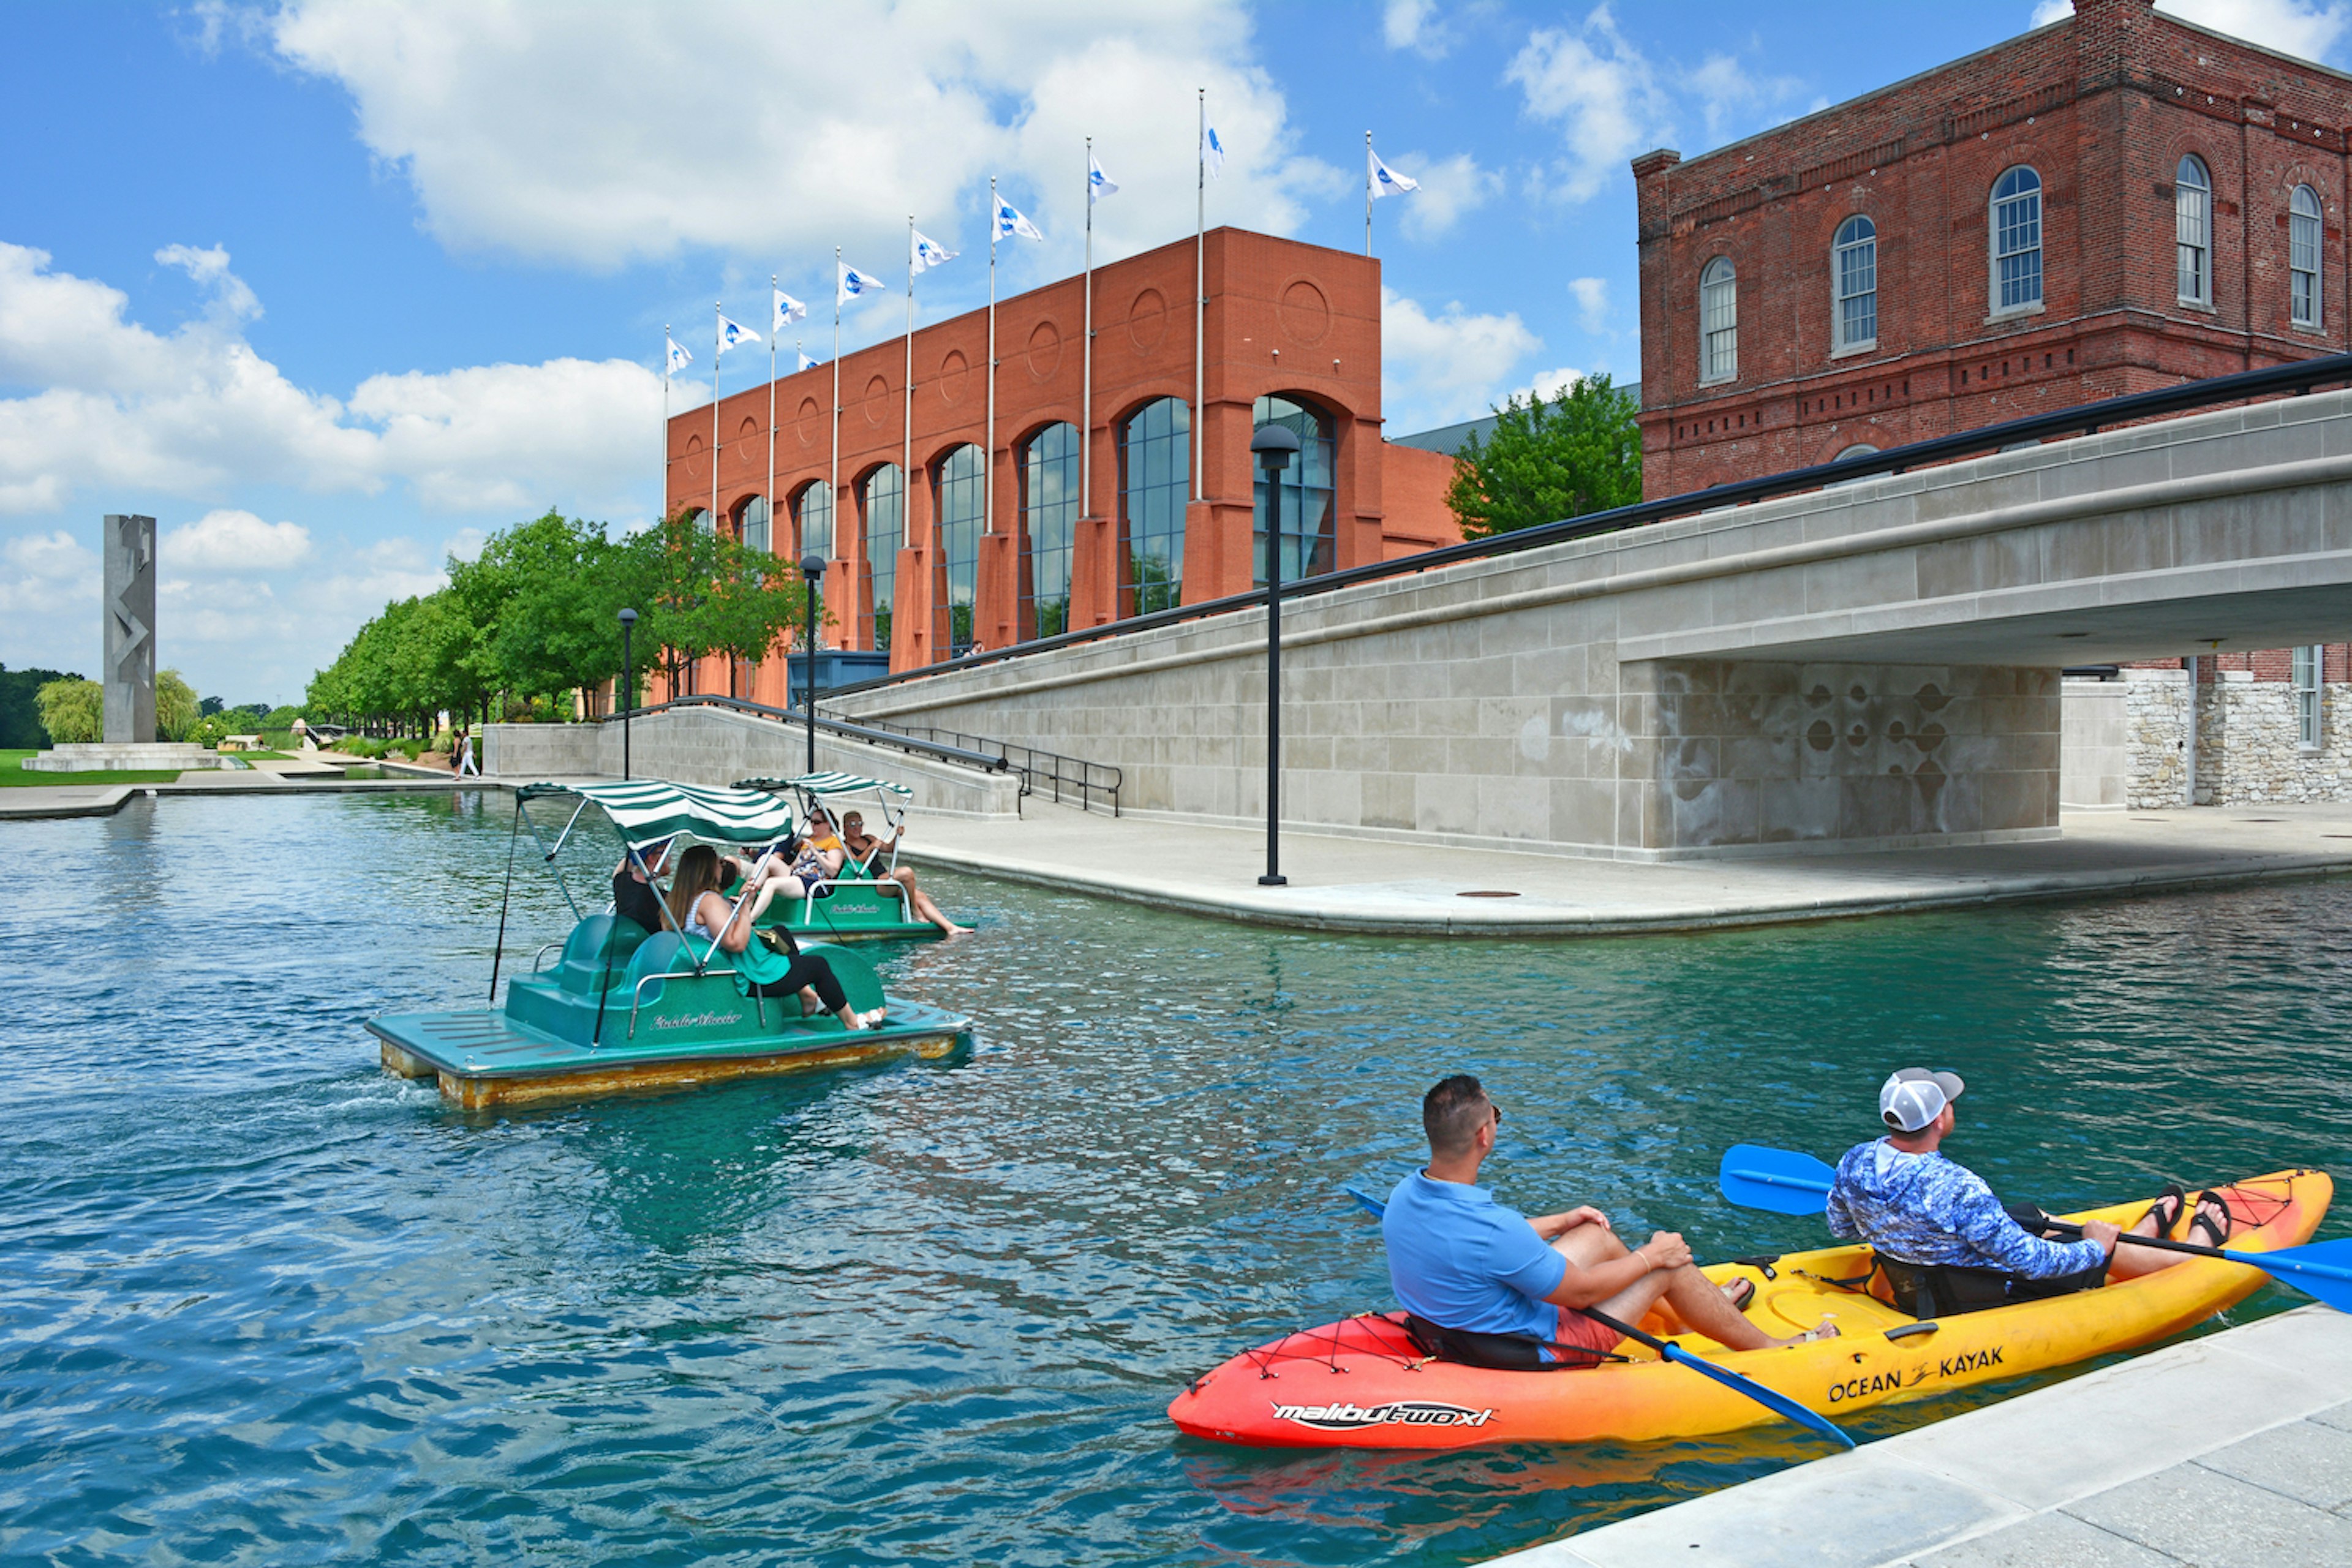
[{"left": 3, "top": 791, "right": 2346, "bottom": 1566}]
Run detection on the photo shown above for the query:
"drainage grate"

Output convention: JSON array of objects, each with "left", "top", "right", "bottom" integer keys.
[{"left": 1458, "top": 890, "right": 1521, "bottom": 899}]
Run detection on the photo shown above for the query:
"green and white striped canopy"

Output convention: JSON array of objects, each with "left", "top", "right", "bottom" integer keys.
[
  {"left": 517, "top": 778, "right": 798, "bottom": 849},
  {"left": 736, "top": 772, "right": 913, "bottom": 798}
]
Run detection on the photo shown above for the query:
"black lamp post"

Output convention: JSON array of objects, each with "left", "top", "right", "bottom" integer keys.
[
  {"left": 617, "top": 606, "right": 637, "bottom": 780},
  {"left": 799, "top": 553, "right": 827, "bottom": 777},
  {"left": 1251, "top": 423, "right": 1301, "bottom": 888}
]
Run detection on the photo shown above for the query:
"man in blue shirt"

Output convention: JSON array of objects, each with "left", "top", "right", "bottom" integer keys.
[
  {"left": 1385, "top": 1076, "right": 1838, "bottom": 1364},
  {"left": 1826, "top": 1068, "right": 2233, "bottom": 1313}
]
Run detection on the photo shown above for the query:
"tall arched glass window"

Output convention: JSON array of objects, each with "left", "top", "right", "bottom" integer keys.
[
  {"left": 2177, "top": 155, "right": 2211, "bottom": 304},
  {"left": 859, "top": 465, "right": 903, "bottom": 651},
  {"left": 1020, "top": 423, "right": 1079, "bottom": 640},
  {"left": 1992, "top": 167, "right": 2043, "bottom": 312},
  {"left": 933, "top": 444, "right": 985, "bottom": 658},
  {"left": 2293, "top": 184, "right": 2323, "bottom": 328},
  {"left": 1252, "top": 394, "right": 1335, "bottom": 586},
  {"left": 1700, "top": 257, "right": 1737, "bottom": 382},
  {"left": 1118, "top": 398, "right": 1189, "bottom": 616},
  {"left": 1833, "top": 216, "right": 1877, "bottom": 352},
  {"left": 734, "top": 494, "right": 771, "bottom": 554},
  {"left": 794, "top": 481, "right": 834, "bottom": 561},
  {"left": 682, "top": 507, "right": 713, "bottom": 532}
]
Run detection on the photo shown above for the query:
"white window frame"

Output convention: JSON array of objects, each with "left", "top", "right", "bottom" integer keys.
[
  {"left": 2176, "top": 154, "right": 2212, "bottom": 307},
  {"left": 2291, "top": 184, "right": 2323, "bottom": 330},
  {"left": 2294, "top": 644, "right": 2324, "bottom": 750},
  {"left": 1700, "top": 257, "right": 1738, "bottom": 384},
  {"left": 1989, "top": 167, "right": 2044, "bottom": 318},
  {"left": 1832, "top": 216, "right": 1878, "bottom": 355}
]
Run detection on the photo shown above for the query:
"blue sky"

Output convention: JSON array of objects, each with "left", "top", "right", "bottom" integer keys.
[{"left": 3, "top": 0, "right": 2345, "bottom": 704}]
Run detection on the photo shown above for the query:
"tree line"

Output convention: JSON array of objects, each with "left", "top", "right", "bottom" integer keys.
[{"left": 306, "top": 510, "right": 822, "bottom": 734}]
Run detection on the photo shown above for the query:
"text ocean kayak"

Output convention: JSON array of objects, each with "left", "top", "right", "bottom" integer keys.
[{"left": 1168, "top": 1167, "right": 2330, "bottom": 1449}]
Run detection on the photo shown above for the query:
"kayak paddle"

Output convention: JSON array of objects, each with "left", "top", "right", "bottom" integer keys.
[
  {"left": 1716, "top": 1144, "right": 2352, "bottom": 1314},
  {"left": 1342, "top": 1183, "right": 1855, "bottom": 1449}
]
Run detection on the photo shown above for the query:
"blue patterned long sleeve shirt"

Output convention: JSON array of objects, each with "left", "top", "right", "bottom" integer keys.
[{"left": 1824, "top": 1139, "right": 2108, "bottom": 1278}]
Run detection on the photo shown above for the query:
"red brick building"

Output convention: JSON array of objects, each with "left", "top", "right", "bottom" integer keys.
[
  {"left": 661, "top": 227, "right": 1457, "bottom": 696},
  {"left": 1634, "top": 0, "right": 2352, "bottom": 497}
]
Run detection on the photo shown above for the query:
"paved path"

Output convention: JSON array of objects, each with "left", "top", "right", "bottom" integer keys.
[
  {"left": 897, "top": 804, "right": 2352, "bottom": 935},
  {"left": 1490, "top": 1306, "right": 2352, "bottom": 1568},
  {"left": 0, "top": 769, "right": 464, "bottom": 821}
]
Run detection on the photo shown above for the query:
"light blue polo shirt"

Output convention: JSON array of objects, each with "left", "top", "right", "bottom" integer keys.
[{"left": 1384, "top": 1170, "right": 1567, "bottom": 1344}]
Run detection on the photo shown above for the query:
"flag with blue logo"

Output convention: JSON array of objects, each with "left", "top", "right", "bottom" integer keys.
[
  {"left": 797, "top": 348, "right": 817, "bottom": 372},
  {"left": 666, "top": 335, "right": 692, "bottom": 374},
  {"left": 717, "top": 312, "right": 760, "bottom": 353},
  {"left": 994, "top": 197, "right": 1043, "bottom": 243},
  {"left": 910, "top": 228, "right": 957, "bottom": 274},
  {"left": 838, "top": 261, "right": 885, "bottom": 305},
  {"left": 1202, "top": 121, "right": 1225, "bottom": 179},
  {"left": 1370, "top": 146, "right": 1419, "bottom": 198},
  {"left": 1089, "top": 154, "right": 1119, "bottom": 205},
  {"left": 774, "top": 287, "right": 807, "bottom": 331}
]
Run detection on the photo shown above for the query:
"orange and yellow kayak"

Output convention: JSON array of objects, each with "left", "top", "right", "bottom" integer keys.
[{"left": 1168, "top": 1168, "right": 2330, "bottom": 1449}]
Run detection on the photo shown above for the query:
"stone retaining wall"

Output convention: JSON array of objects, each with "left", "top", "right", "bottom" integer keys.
[{"left": 2117, "top": 667, "right": 2352, "bottom": 807}]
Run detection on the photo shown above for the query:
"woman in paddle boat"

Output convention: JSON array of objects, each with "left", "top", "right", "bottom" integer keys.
[{"left": 668, "top": 846, "right": 885, "bottom": 1030}]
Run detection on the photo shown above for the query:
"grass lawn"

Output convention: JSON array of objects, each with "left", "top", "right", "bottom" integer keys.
[{"left": 0, "top": 749, "right": 187, "bottom": 788}]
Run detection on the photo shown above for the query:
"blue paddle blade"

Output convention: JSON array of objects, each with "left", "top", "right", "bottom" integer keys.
[
  {"left": 1344, "top": 1185, "right": 1388, "bottom": 1219},
  {"left": 1719, "top": 1144, "right": 1838, "bottom": 1216},
  {"left": 2227, "top": 1237, "right": 2352, "bottom": 1313},
  {"left": 1655, "top": 1343, "right": 1856, "bottom": 1449}
]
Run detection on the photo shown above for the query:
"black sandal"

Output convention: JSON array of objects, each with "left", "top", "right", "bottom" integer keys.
[
  {"left": 2143, "top": 1183, "right": 2187, "bottom": 1237},
  {"left": 2188, "top": 1190, "right": 2233, "bottom": 1250},
  {"left": 1723, "top": 1276, "right": 1756, "bottom": 1314}
]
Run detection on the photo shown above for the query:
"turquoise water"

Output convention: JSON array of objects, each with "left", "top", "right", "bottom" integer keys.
[{"left": 2, "top": 791, "right": 2346, "bottom": 1566}]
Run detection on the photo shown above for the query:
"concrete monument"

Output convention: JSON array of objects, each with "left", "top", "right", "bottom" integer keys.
[{"left": 26, "top": 513, "right": 220, "bottom": 773}]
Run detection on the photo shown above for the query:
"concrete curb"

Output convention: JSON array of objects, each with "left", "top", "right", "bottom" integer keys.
[{"left": 0, "top": 774, "right": 467, "bottom": 822}]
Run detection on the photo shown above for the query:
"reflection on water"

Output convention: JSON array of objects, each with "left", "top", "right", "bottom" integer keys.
[{"left": 1, "top": 791, "right": 2346, "bottom": 1566}]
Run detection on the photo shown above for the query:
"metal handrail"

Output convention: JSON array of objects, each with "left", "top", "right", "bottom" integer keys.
[
  {"left": 609, "top": 693, "right": 1008, "bottom": 771},
  {"left": 818, "top": 350, "right": 2352, "bottom": 700},
  {"left": 853, "top": 717, "right": 1123, "bottom": 815}
]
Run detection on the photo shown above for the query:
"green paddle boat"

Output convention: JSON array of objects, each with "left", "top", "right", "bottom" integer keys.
[
  {"left": 733, "top": 772, "right": 948, "bottom": 942},
  {"left": 369, "top": 778, "right": 972, "bottom": 1109}
]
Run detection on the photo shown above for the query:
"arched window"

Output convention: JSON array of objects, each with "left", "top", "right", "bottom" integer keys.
[
  {"left": 2292, "top": 184, "right": 2323, "bottom": 328},
  {"left": 1833, "top": 217, "right": 1877, "bottom": 352},
  {"left": 1118, "top": 398, "right": 1189, "bottom": 616},
  {"left": 1835, "top": 443, "right": 1880, "bottom": 460},
  {"left": 734, "top": 494, "right": 771, "bottom": 554},
  {"left": 1700, "top": 257, "right": 1737, "bottom": 382},
  {"left": 859, "top": 465, "right": 903, "bottom": 651},
  {"left": 1992, "top": 167, "right": 2043, "bottom": 312},
  {"left": 793, "top": 481, "right": 834, "bottom": 561},
  {"left": 682, "top": 507, "right": 713, "bottom": 532},
  {"left": 933, "top": 444, "right": 984, "bottom": 658},
  {"left": 2176, "top": 155, "right": 2211, "bottom": 305},
  {"left": 1252, "top": 394, "right": 1335, "bottom": 586},
  {"left": 1020, "top": 423, "right": 1079, "bottom": 640}
]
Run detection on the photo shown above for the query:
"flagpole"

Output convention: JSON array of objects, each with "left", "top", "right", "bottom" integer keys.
[
  {"left": 832, "top": 249, "right": 843, "bottom": 640},
  {"left": 987, "top": 177, "right": 998, "bottom": 543},
  {"left": 1365, "top": 130, "right": 1374, "bottom": 257},
  {"left": 904, "top": 216, "right": 914, "bottom": 554},
  {"left": 1194, "top": 88, "right": 1205, "bottom": 504},
  {"left": 662, "top": 324, "right": 671, "bottom": 525},
  {"left": 768, "top": 276, "right": 778, "bottom": 560},
  {"left": 1083, "top": 138, "right": 1094, "bottom": 523},
  {"left": 711, "top": 301, "right": 722, "bottom": 530}
]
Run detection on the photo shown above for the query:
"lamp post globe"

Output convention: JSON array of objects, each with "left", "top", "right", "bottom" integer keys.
[
  {"left": 617, "top": 607, "right": 638, "bottom": 780},
  {"left": 797, "top": 554, "right": 827, "bottom": 777},
  {"left": 1249, "top": 423, "right": 1300, "bottom": 888}
]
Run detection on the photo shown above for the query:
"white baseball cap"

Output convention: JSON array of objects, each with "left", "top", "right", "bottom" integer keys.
[{"left": 1880, "top": 1068, "right": 1966, "bottom": 1133}]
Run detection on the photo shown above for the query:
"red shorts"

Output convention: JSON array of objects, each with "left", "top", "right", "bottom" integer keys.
[{"left": 1552, "top": 1303, "right": 1625, "bottom": 1362}]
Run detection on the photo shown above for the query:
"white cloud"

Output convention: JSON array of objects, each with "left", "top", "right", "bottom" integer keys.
[
  {"left": 1381, "top": 286, "right": 1542, "bottom": 431},
  {"left": 1687, "top": 53, "right": 1811, "bottom": 148},
  {"left": 1384, "top": 0, "right": 1450, "bottom": 56},
  {"left": 0, "top": 530, "right": 101, "bottom": 630},
  {"left": 1506, "top": 5, "right": 1670, "bottom": 202},
  {"left": 163, "top": 508, "right": 313, "bottom": 571},
  {"left": 258, "top": 0, "right": 1337, "bottom": 276},
  {"left": 1520, "top": 366, "right": 1588, "bottom": 402},
  {"left": 1395, "top": 153, "right": 1504, "bottom": 239},
  {"left": 2031, "top": 2, "right": 2349, "bottom": 60},
  {"left": 1569, "top": 276, "right": 1611, "bottom": 334}
]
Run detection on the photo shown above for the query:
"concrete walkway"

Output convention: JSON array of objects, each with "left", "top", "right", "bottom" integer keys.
[
  {"left": 0, "top": 768, "right": 464, "bottom": 821},
  {"left": 1491, "top": 1305, "right": 2352, "bottom": 1568},
  {"left": 897, "top": 803, "right": 2352, "bottom": 935}
]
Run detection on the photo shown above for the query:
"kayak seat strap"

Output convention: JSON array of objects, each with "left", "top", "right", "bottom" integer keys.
[{"left": 1400, "top": 1314, "right": 1623, "bottom": 1371}]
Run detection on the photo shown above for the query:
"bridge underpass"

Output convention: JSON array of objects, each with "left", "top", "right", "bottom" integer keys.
[{"left": 832, "top": 389, "right": 2352, "bottom": 860}]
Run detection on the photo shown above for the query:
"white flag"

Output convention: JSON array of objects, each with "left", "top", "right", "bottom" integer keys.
[
  {"left": 797, "top": 348, "right": 817, "bottom": 372},
  {"left": 774, "top": 287, "right": 807, "bottom": 331},
  {"left": 717, "top": 312, "right": 760, "bottom": 353},
  {"left": 1202, "top": 121, "right": 1225, "bottom": 179},
  {"left": 994, "top": 196, "right": 1043, "bottom": 243},
  {"left": 1369, "top": 146, "right": 1419, "bottom": 198},
  {"left": 838, "top": 261, "right": 886, "bottom": 304},
  {"left": 666, "top": 336, "right": 692, "bottom": 374},
  {"left": 1089, "top": 153, "right": 1119, "bottom": 205},
  {"left": 910, "top": 228, "right": 957, "bottom": 273}
]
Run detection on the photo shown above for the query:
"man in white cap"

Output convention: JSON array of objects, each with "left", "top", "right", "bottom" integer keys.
[{"left": 1824, "top": 1068, "right": 2230, "bottom": 1316}]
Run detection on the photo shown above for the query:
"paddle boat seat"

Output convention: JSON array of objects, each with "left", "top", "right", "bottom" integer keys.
[{"left": 552, "top": 914, "right": 649, "bottom": 995}]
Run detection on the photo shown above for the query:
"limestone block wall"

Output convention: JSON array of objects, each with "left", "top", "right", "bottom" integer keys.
[
  {"left": 2061, "top": 679, "right": 2128, "bottom": 809},
  {"left": 2203, "top": 676, "right": 2352, "bottom": 803},
  {"left": 481, "top": 708, "right": 1020, "bottom": 817}
]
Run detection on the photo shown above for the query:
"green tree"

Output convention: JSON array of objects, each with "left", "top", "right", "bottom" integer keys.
[
  {"left": 156, "top": 669, "right": 200, "bottom": 741},
  {"left": 1445, "top": 374, "right": 1642, "bottom": 540},
  {"left": 0, "top": 665, "right": 78, "bottom": 747},
  {"left": 35, "top": 678, "right": 102, "bottom": 744}
]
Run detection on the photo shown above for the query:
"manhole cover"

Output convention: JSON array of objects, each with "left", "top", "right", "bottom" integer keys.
[
  {"left": 1458, "top": 890, "right": 1521, "bottom": 899},
  {"left": 2326, "top": 835, "right": 2352, "bottom": 840},
  {"left": 2242, "top": 818, "right": 2283, "bottom": 823}
]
